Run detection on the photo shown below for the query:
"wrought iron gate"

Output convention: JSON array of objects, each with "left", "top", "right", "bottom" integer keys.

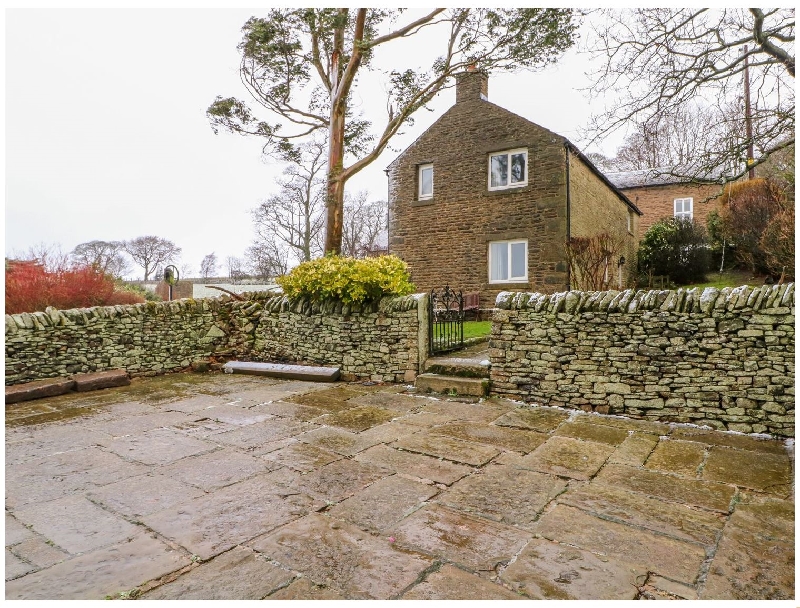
[{"left": 428, "top": 286, "right": 465, "bottom": 356}]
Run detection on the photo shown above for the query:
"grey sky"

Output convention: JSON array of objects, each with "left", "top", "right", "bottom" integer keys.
[{"left": 5, "top": 9, "right": 622, "bottom": 279}]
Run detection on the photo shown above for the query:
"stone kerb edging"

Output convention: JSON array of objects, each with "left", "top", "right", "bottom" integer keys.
[{"left": 495, "top": 283, "right": 795, "bottom": 315}]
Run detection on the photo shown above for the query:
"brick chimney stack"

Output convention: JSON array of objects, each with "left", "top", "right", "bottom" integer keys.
[{"left": 455, "top": 67, "right": 488, "bottom": 103}]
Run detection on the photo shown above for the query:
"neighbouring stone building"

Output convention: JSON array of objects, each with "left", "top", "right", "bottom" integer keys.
[
  {"left": 387, "top": 69, "right": 642, "bottom": 308},
  {"left": 606, "top": 168, "right": 726, "bottom": 240}
]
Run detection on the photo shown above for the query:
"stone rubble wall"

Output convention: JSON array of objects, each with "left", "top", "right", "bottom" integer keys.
[
  {"left": 490, "top": 284, "right": 795, "bottom": 437},
  {"left": 5, "top": 293, "right": 424, "bottom": 386}
]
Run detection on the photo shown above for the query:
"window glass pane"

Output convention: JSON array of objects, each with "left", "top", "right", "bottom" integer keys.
[
  {"left": 420, "top": 166, "right": 432, "bottom": 196},
  {"left": 510, "top": 153, "right": 526, "bottom": 183},
  {"left": 510, "top": 242, "right": 526, "bottom": 278},
  {"left": 490, "top": 242, "right": 508, "bottom": 281},
  {"left": 491, "top": 155, "right": 508, "bottom": 188}
]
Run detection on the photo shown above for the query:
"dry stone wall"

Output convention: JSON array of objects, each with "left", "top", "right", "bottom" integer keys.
[
  {"left": 490, "top": 284, "right": 795, "bottom": 437},
  {"left": 5, "top": 294, "right": 424, "bottom": 386}
]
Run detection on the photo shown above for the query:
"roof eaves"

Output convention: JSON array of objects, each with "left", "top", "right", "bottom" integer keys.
[{"left": 565, "top": 141, "right": 643, "bottom": 215}]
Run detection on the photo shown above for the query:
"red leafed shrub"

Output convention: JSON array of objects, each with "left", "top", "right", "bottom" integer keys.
[{"left": 5, "top": 261, "right": 145, "bottom": 314}]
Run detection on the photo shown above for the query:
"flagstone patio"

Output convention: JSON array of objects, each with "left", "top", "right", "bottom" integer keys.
[{"left": 5, "top": 372, "right": 795, "bottom": 600}]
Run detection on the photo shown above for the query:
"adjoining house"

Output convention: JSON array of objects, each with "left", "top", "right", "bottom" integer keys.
[
  {"left": 606, "top": 168, "right": 726, "bottom": 240},
  {"left": 386, "top": 70, "right": 641, "bottom": 309}
]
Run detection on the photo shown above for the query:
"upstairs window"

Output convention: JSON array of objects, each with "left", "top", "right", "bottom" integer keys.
[
  {"left": 489, "top": 148, "right": 527, "bottom": 190},
  {"left": 674, "top": 197, "right": 693, "bottom": 221},
  {"left": 489, "top": 239, "right": 528, "bottom": 283},
  {"left": 418, "top": 164, "right": 433, "bottom": 200}
]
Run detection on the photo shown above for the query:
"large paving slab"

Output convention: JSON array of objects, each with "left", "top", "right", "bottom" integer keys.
[
  {"left": 260, "top": 440, "right": 343, "bottom": 473},
  {"left": 142, "top": 470, "right": 325, "bottom": 560},
  {"left": 436, "top": 464, "right": 567, "bottom": 530},
  {"left": 252, "top": 400, "right": 326, "bottom": 421},
  {"left": 88, "top": 410, "right": 201, "bottom": 437},
  {"left": 99, "top": 428, "right": 218, "bottom": 465},
  {"left": 297, "top": 425, "right": 381, "bottom": 456},
  {"left": 644, "top": 438, "right": 707, "bottom": 476},
  {"left": 354, "top": 444, "right": 472, "bottom": 485},
  {"left": 211, "top": 418, "right": 315, "bottom": 455},
  {"left": 392, "top": 431, "right": 500, "bottom": 466},
  {"left": 554, "top": 420, "right": 630, "bottom": 445},
  {"left": 391, "top": 504, "right": 531, "bottom": 571},
  {"left": 492, "top": 405, "right": 570, "bottom": 432},
  {"left": 347, "top": 391, "right": 424, "bottom": 412},
  {"left": 500, "top": 537, "right": 646, "bottom": 600},
  {"left": 141, "top": 545, "right": 294, "bottom": 600},
  {"left": 403, "top": 564, "right": 523, "bottom": 600},
  {"left": 517, "top": 435, "right": 614, "bottom": 480},
  {"left": 159, "top": 448, "right": 274, "bottom": 490},
  {"left": 288, "top": 458, "right": 393, "bottom": 504},
  {"left": 535, "top": 505, "right": 707, "bottom": 585},
  {"left": 265, "top": 577, "right": 345, "bottom": 600},
  {"left": 327, "top": 474, "right": 439, "bottom": 532},
  {"left": 607, "top": 432, "right": 659, "bottom": 466},
  {"left": 4, "top": 533, "right": 189, "bottom": 600},
  {"left": 312, "top": 405, "right": 396, "bottom": 432},
  {"left": 433, "top": 422, "right": 547, "bottom": 453},
  {"left": 701, "top": 445, "right": 793, "bottom": 497},
  {"left": 670, "top": 426, "right": 789, "bottom": 454},
  {"left": 86, "top": 473, "right": 206, "bottom": 519},
  {"left": 250, "top": 513, "right": 433, "bottom": 599},
  {"left": 418, "top": 399, "right": 513, "bottom": 422},
  {"left": 702, "top": 498, "right": 794, "bottom": 600}
]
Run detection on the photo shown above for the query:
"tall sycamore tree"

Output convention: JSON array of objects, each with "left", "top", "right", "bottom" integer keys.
[{"left": 208, "top": 8, "right": 578, "bottom": 254}]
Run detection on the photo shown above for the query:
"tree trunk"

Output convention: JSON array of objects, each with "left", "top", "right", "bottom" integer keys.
[{"left": 324, "top": 104, "right": 346, "bottom": 255}]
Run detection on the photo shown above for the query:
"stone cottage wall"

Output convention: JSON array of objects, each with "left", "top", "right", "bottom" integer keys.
[
  {"left": 490, "top": 284, "right": 795, "bottom": 437},
  {"left": 5, "top": 294, "right": 425, "bottom": 386}
]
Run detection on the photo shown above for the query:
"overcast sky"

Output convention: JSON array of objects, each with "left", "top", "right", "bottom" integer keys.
[{"left": 5, "top": 9, "right": 623, "bottom": 279}]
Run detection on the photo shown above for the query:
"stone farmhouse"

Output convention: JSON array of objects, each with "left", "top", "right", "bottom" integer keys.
[
  {"left": 386, "top": 70, "right": 642, "bottom": 309},
  {"left": 606, "top": 168, "right": 726, "bottom": 240}
]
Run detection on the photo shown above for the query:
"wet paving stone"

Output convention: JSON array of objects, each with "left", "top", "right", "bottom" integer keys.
[
  {"left": 162, "top": 394, "right": 233, "bottom": 413},
  {"left": 12, "top": 494, "right": 138, "bottom": 555},
  {"left": 4, "top": 425, "right": 107, "bottom": 465},
  {"left": 260, "top": 441, "right": 343, "bottom": 473},
  {"left": 141, "top": 545, "right": 294, "bottom": 600},
  {"left": 434, "top": 422, "right": 547, "bottom": 453},
  {"left": 357, "top": 420, "right": 422, "bottom": 444},
  {"left": 644, "top": 439, "right": 707, "bottom": 477},
  {"left": 639, "top": 573, "right": 699, "bottom": 600},
  {"left": 327, "top": 475, "right": 438, "bottom": 533},
  {"left": 554, "top": 421, "right": 630, "bottom": 445},
  {"left": 88, "top": 411, "right": 201, "bottom": 437},
  {"left": 403, "top": 564, "right": 523, "bottom": 600},
  {"left": 252, "top": 400, "right": 326, "bottom": 421},
  {"left": 670, "top": 427, "right": 789, "bottom": 454},
  {"left": 500, "top": 537, "right": 646, "bottom": 600},
  {"left": 251, "top": 513, "right": 432, "bottom": 599},
  {"left": 559, "top": 482, "right": 726, "bottom": 545},
  {"left": 6, "top": 548, "right": 36, "bottom": 581},
  {"left": 392, "top": 431, "right": 500, "bottom": 466},
  {"left": 4, "top": 533, "right": 189, "bottom": 600},
  {"left": 437, "top": 464, "right": 566, "bottom": 530},
  {"left": 420, "top": 399, "right": 513, "bottom": 423},
  {"left": 492, "top": 406, "right": 570, "bottom": 433},
  {"left": 312, "top": 406, "right": 397, "bottom": 432},
  {"left": 392, "top": 504, "right": 531, "bottom": 572},
  {"left": 607, "top": 432, "right": 659, "bottom": 466},
  {"left": 399, "top": 411, "right": 460, "bottom": 427},
  {"left": 289, "top": 458, "right": 393, "bottom": 504},
  {"left": 159, "top": 448, "right": 273, "bottom": 491},
  {"left": 142, "top": 470, "right": 325, "bottom": 560},
  {"left": 99, "top": 428, "right": 217, "bottom": 465},
  {"left": 298, "top": 426, "right": 381, "bottom": 456},
  {"left": 86, "top": 473, "right": 205, "bottom": 519},
  {"left": 5, "top": 513, "right": 35, "bottom": 546},
  {"left": 535, "top": 505, "right": 707, "bottom": 584},
  {"left": 9, "top": 535, "right": 69, "bottom": 570},
  {"left": 265, "top": 576, "right": 345, "bottom": 599},
  {"left": 212, "top": 418, "right": 315, "bottom": 455},
  {"left": 517, "top": 436, "right": 614, "bottom": 480},
  {"left": 702, "top": 498, "right": 794, "bottom": 600},
  {"left": 346, "top": 391, "right": 424, "bottom": 412},
  {"left": 287, "top": 386, "right": 364, "bottom": 409},
  {"left": 354, "top": 445, "right": 472, "bottom": 485},
  {"left": 702, "top": 446, "right": 792, "bottom": 496},
  {"left": 595, "top": 463, "right": 735, "bottom": 513},
  {"left": 196, "top": 404, "right": 275, "bottom": 426},
  {"left": 572, "top": 413, "right": 671, "bottom": 436}
]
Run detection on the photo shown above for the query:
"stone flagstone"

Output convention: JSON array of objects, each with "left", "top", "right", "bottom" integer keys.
[
  {"left": 354, "top": 444, "right": 471, "bottom": 485},
  {"left": 517, "top": 435, "right": 614, "bottom": 480},
  {"left": 403, "top": 564, "right": 523, "bottom": 600},
  {"left": 392, "top": 432, "right": 500, "bottom": 466}
]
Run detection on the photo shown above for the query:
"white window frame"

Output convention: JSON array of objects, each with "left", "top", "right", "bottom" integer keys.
[
  {"left": 418, "top": 164, "right": 433, "bottom": 200},
  {"left": 627, "top": 210, "right": 633, "bottom": 233},
  {"left": 674, "top": 197, "right": 693, "bottom": 221},
  {"left": 488, "top": 148, "right": 528, "bottom": 191},
  {"left": 488, "top": 239, "right": 528, "bottom": 283}
]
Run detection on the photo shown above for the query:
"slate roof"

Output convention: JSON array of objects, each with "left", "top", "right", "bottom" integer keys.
[{"left": 606, "top": 166, "right": 729, "bottom": 189}]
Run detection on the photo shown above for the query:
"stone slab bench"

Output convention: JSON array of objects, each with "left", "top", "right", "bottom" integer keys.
[
  {"left": 5, "top": 378, "right": 77, "bottom": 404},
  {"left": 223, "top": 361, "right": 340, "bottom": 382},
  {"left": 73, "top": 370, "right": 131, "bottom": 392}
]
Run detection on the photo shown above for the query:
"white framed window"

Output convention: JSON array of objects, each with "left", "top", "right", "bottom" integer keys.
[
  {"left": 488, "top": 148, "right": 528, "bottom": 190},
  {"left": 489, "top": 239, "right": 528, "bottom": 283},
  {"left": 674, "top": 197, "right": 693, "bottom": 221},
  {"left": 418, "top": 164, "right": 433, "bottom": 200},
  {"left": 627, "top": 210, "right": 633, "bottom": 233}
]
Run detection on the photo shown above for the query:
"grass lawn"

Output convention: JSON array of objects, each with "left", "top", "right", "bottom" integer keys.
[
  {"left": 675, "top": 269, "right": 762, "bottom": 290},
  {"left": 463, "top": 320, "right": 491, "bottom": 340}
]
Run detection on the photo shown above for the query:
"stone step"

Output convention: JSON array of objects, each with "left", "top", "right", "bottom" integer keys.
[
  {"left": 5, "top": 378, "right": 76, "bottom": 405},
  {"left": 424, "top": 355, "right": 490, "bottom": 378},
  {"left": 415, "top": 373, "right": 489, "bottom": 397},
  {"left": 223, "top": 361, "right": 340, "bottom": 382}
]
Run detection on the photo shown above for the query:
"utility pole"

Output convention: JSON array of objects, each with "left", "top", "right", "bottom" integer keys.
[{"left": 743, "top": 45, "right": 755, "bottom": 179}]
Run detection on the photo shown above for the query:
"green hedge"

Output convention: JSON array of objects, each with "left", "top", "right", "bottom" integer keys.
[{"left": 277, "top": 255, "right": 415, "bottom": 304}]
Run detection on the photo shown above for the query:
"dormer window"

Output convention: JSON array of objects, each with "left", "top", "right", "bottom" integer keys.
[
  {"left": 489, "top": 148, "right": 527, "bottom": 190},
  {"left": 418, "top": 164, "right": 433, "bottom": 200}
]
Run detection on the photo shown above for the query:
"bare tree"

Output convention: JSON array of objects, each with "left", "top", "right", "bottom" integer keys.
[
  {"left": 200, "top": 252, "right": 218, "bottom": 279},
  {"left": 341, "top": 192, "right": 387, "bottom": 258},
  {"left": 209, "top": 9, "right": 579, "bottom": 254},
  {"left": 251, "top": 139, "right": 327, "bottom": 266},
  {"left": 226, "top": 256, "right": 246, "bottom": 284},
  {"left": 585, "top": 8, "right": 794, "bottom": 181},
  {"left": 12, "top": 242, "right": 70, "bottom": 273},
  {"left": 124, "top": 236, "right": 181, "bottom": 281},
  {"left": 245, "top": 241, "right": 289, "bottom": 281},
  {"left": 70, "top": 240, "right": 130, "bottom": 277}
]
